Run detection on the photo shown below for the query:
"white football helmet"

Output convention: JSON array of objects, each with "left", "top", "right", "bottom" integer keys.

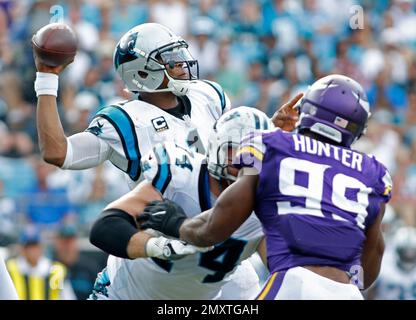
[
  {"left": 113, "top": 23, "right": 199, "bottom": 96},
  {"left": 207, "top": 106, "right": 274, "bottom": 181},
  {"left": 393, "top": 226, "right": 416, "bottom": 272}
]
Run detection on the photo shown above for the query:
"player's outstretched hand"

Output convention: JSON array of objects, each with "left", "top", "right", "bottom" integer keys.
[
  {"left": 145, "top": 236, "right": 213, "bottom": 260},
  {"left": 138, "top": 199, "right": 187, "bottom": 238},
  {"left": 271, "top": 92, "right": 303, "bottom": 131}
]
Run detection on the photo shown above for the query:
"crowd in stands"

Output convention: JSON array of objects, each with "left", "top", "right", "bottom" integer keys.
[{"left": 0, "top": 0, "right": 416, "bottom": 299}]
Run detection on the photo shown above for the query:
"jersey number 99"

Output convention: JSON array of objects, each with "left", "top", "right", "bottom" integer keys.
[{"left": 277, "top": 157, "right": 372, "bottom": 229}]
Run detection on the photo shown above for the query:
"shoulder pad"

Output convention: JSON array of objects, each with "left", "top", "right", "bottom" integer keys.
[
  {"left": 192, "top": 80, "right": 231, "bottom": 115},
  {"left": 87, "top": 105, "right": 141, "bottom": 181}
]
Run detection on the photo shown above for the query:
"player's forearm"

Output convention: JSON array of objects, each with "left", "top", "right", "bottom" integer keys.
[
  {"left": 127, "top": 232, "right": 152, "bottom": 259},
  {"left": 92, "top": 182, "right": 164, "bottom": 259},
  {"left": 361, "top": 205, "right": 385, "bottom": 290},
  {"left": 37, "top": 95, "right": 67, "bottom": 166},
  {"left": 90, "top": 207, "right": 162, "bottom": 259},
  {"left": 361, "top": 235, "right": 385, "bottom": 290},
  {"left": 180, "top": 174, "right": 257, "bottom": 246},
  {"left": 179, "top": 210, "right": 221, "bottom": 247},
  {"left": 90, "top": 208, "right": 138, "bottom": 259},
  {"left": 106, "top": 182, "right": 162, "bottom": 217},
  {"left": 256, "top": 237, "right": 268, "bottom": 268},
  {"left": 179, "top": 197, "right": 238, "bottom": 246}
]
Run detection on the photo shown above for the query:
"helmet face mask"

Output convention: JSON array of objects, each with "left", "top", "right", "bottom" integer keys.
[
  {"left": 146, "top": 42, "right": 199, "bottom": 82},
  {"left": 114, "top": 23, "right": 199, "bottom": 96},
  {"left": 207, "top": 137, "right": 240, "bottom": 182}
]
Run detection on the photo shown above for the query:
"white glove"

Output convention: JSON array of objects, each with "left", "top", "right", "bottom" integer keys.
[{"left": 145, "top": 236, "right": 214, "bottom": 260}]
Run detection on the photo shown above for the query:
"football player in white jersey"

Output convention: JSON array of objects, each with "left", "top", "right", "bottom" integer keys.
[
  {"left": 88, "top": 107, "right": 273, "bottom": 300},
  {"left": 371, "top": 226, "right": 416, "bottom": 300},
  {"left": 34, "top": 23, "right": 231, "bottom": 190},
  {"left": 34, "top": 22, "right": 301, "bottom": 299},
  {"left": 34, "top": 22, "right": 300, "bottom": 188}
]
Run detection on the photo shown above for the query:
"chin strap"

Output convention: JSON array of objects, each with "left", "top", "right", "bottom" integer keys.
[
  {"left": 129, "top": 74, "right": 193, "bottom": 96},
  {"left": 166, "top": 74, "right": 193, "bottom": 96}
]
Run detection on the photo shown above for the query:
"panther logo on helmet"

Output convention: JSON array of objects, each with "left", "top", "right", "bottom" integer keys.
[{"left": 114, "top": 31, "right": 139, "bottom": 69}]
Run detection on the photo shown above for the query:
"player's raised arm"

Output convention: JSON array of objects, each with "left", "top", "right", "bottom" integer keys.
[
  {"left": 35, "top": 62, "right": 68, "bottom": 166},
  {"left": 32, "top": 23, "right": 77, "bottom": 166},
  {"left": 33, "top": 24, "right": 114, "bottom": 170},
  {"left": 35, "top": 64, "right": 111, "bottom": 169}
]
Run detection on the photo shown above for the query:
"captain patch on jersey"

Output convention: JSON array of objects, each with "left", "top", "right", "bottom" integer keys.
[{"left": 151, "top": 116, "right": 169, "bottom": 132}]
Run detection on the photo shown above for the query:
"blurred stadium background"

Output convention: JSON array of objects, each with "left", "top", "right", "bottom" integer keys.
[{"left": 0, "top": 0, "right": 415, "bottom": 299}]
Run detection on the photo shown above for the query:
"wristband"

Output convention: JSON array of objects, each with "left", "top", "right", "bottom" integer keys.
[{"left": 34, "top": 72, "right": 59, "bottom": 97}]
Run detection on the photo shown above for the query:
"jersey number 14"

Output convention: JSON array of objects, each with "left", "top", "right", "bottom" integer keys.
[{"left": 151, "top": 238, "right": 247, "bottom": 283}]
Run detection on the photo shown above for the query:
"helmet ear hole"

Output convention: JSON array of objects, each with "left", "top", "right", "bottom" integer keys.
[{"left": 137, "top": 71, "right": 148, "bottom": 79}]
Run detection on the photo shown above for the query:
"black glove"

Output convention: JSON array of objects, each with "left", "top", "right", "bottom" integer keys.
[{"left": 137, "top": 200, "right": 187, "bottom": 238}]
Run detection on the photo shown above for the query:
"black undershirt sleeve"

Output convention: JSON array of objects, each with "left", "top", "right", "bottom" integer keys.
[{"left": 89, "top": 208, "right": 138, "bottom": 259}]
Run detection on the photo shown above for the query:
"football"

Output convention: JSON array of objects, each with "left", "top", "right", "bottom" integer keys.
[{"left": 31, "top": 23, "right": 78, "bottom": 67}]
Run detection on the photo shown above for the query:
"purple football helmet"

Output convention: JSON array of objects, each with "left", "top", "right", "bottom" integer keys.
[{"left": 297, "top": 74, "right": 371, "bottom": 147}]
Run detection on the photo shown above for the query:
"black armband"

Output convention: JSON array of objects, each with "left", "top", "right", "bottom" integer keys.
[{"left": 89, "top": 208, "right": 138, "bottom": 259}]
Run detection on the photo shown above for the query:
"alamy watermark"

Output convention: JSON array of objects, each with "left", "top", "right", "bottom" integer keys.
[
  {"left": 49, "top": 5, "right": 64, "bottom": 24},
  {"left": 349, "top": 264, "right": 364, "bottom": 289},
  {"left": 350, "top": 5, "right": 365, "bottom": 30},
  {"left": 49, "top": 264, "right": 65, "bottom": 290}
]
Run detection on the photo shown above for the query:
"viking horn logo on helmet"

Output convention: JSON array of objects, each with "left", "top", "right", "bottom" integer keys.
[{"left": 297, "top": 74, "right": 371, "bottom": 147}]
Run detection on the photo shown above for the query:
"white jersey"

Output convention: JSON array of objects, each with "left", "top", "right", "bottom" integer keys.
[
  {"left": 373, "top": 247, "right": 416, "bottom": 300},
  {"left": 95, "top": 142, "right": 264, "bottom": 300},
  {"left": 86, "top": 80, "right": 230, "bottom": 189}
]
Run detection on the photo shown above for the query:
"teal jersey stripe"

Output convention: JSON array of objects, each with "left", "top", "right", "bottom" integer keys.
[
  {"left": 95, "top": 106, "right": 141, "bottom": 181},
  {"left": 152, "top": 144, "right": 172, "bottom": 194},
  {"left": 202, "top": 80, "right": 226, "bottom": 112}
]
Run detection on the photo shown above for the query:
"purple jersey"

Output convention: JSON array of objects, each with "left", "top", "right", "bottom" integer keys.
[{"left": 236, "top": 129, "right": 392, "bottom": 273}]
